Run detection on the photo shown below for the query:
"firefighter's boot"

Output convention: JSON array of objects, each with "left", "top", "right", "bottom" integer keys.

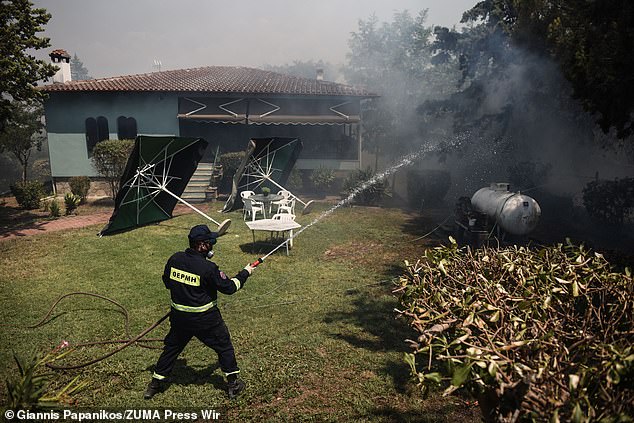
[
  {"left": 227, "top": 378, "right": 246, "bottom": 399},
  {"left": 144, "top": 378, "right": 163, "bottom": 400}
]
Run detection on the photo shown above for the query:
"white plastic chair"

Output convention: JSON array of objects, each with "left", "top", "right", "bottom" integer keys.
[
  {"left": 277, "top": 197, "right": 296, "bottom": 215},
  {"left": 271, "top": 213, "right": 296, "bottom": 254},
  {"left": 272, "top": 213, "right": 296, "bottom": 222},
  {"left": 243, "top": 198, "right": 264, "bottom": 221},
  {"left": 240, "top": 190, "right": 255, "bottom": 200},
  {"left": 272, "top": 190, "right": 291, "bottom": 213}
]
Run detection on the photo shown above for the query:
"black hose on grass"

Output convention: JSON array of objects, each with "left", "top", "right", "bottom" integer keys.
[
  {"left": 24, "top": 291, "right": 169, "bottom": 370},
  {"left": 28, "top": 292, "right": 130, "bottom": 331},
  {"left": 30, "top": 277, "right": 396, "bottom": 370},
  {"left": 46, "top": 311, "right": 169, "bottom": 370}
]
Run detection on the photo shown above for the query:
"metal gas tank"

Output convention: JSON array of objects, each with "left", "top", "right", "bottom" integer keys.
[{"left": 471, "top": 183, "right": 541, "bottom": 235}]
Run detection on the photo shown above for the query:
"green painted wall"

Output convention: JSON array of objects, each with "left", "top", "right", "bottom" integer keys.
[{"left": 44, "top": 92, "right": 178, "bottom": 177}]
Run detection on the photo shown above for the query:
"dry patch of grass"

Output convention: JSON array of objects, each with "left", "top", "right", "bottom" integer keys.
[{"left": 322, "top": 239, "right": 430, "bottom": 274}]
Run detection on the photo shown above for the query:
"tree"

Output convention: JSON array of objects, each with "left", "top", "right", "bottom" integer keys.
[
  {"left": 91, "top": 139, "right": 134, "bottom": 200},
  {"left": 462, "top": 0, "right": 634, "bottom": 138},
  {"left": 70, "top": 53, "right": 92, "bottom": 81},
  {"left": 0, "top": 0, "right": 56, "bottom": 132},
  {"left": 344, "top": 11, "right": 452, "bottom": 168},
  {"left": 0, "top": 101, "right": 45, "bottom": 182}
]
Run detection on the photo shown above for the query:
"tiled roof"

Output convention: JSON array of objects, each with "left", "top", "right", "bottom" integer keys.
[
  {"left": 50, "top": 49, "right": 70, "bottom": 58},
  {"left": 40, "top": 66, "right": 377, "bottom": 97}
]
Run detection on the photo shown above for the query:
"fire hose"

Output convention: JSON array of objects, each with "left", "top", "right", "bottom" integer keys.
[
  {"left": 22, "top": 292, "right": 168, "bottom": 370},
  {"left": 30, "top": 260, "right": 268, "bottom": 370},
  {"left": 30, "top": 228, "right": 378, "bottom": 370},
  {"left": 30, "top": 261, "right": 265, "bottom": 370}
]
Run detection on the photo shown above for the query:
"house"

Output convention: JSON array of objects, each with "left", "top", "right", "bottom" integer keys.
[{"left": 40, "top": 50, "right": 377, "bottom": 198}]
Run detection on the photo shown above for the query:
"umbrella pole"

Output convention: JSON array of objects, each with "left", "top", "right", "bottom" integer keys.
[{"left": 160, "top": 186, "right": 231, "bottom": 235}]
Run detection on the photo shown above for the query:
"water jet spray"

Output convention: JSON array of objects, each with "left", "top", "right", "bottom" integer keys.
[{"left": 248, "top": 145, "right": 432, "bottom": 265}]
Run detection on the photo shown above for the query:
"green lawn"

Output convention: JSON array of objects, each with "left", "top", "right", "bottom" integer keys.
[{"left": 0, "top": 202, "right": 479, "bottom": 421}]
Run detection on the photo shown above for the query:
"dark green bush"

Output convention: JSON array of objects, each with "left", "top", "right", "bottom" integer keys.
[
  {"left": 10, "top": 180, "right": 44, "bottom": 209},
  {"left": 309, "top": 166, "right": 335, "bottom": 193},
  {"left": 396, "top": 239, "right": 633, "bottom": 422},
  {"left": 218, "top": 152, "right": 245, "bottom": 193},
  {"left": 64, "top": 193, "right": 81, "bottom": 215},
  {"left": 49, "top": 199, "right": 60, "bottom": 218},
  {"left": 91, "top": 139, "right": 134, "bottom": 200},
  {"left": 583, "top": 177, "right": 634, "bottom": 225},
  {"left": 68, "top": 176, "right": 91, "bottom": 203},
  {"left": 286, "top": 168, "right": 303, "bottom": 192},
  {"left": 341, "top": 167, "right": 388, "bottom": 206}
]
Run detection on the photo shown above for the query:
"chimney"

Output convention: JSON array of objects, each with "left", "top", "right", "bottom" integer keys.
[
  {"left": 316, "top": 68, "right": 324, "bottom": 81},
  {"left": 50, "top": 49, "right": 71, "bottom": 83}
]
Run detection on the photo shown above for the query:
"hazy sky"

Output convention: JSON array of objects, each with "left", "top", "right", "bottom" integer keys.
[{"left": 32, "top": 0, "right": 475, "bottom": 79}]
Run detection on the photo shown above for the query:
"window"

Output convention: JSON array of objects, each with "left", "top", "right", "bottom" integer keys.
[
  {"left": 117, "top": 116, "right": 137, "bottom": 140},
  {"left": 97, "top": 116, "right": 109, "bottom": 142},
  {"left": 86, "top": 116, "right": 110, "bottom": 157},
  {"left": 297, "top": 125, "right": 358, "bottom": 160},
  {"left": 85, "top": 117, "right": 98, "bottom": 155}
]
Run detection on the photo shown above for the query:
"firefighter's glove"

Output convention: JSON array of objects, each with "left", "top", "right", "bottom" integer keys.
[{"left": 244, "top": 264, "right": 256, "bottom": 275}]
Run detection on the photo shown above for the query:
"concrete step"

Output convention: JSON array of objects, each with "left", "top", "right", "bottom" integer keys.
[
  {"left": 184, "top": 162, "right": 215, "bottom": 197},
  {"left": 181, "top": 192, "right": 206, "bottom": 203},
  {"left": 183, "top": 189, "right": 207, "bottom": 196},
  {"left": 181, "top": 190, "right": 206, "bottom": 196},
  {"left": 186, "top": 181, "right": 210, "bottom": 187}
]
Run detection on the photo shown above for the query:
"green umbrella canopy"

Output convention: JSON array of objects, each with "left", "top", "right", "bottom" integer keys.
[
  {"left": 99, "top": 136, "right": 209, "bottom": 236},
  {"left": 222, "top": 137, "right": 302, "bottom": 212}
]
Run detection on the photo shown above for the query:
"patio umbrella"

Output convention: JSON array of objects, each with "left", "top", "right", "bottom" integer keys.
[
  {"left": 222, "top": 137, "right": 314, "bottom": 214},
  {"left": 99, "top": 135, "right": 231, "bottom": 236}
]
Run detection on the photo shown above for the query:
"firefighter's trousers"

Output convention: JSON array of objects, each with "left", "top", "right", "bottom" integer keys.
[{"left": 153, "top": 312, "right": 239, "bottom": 379}]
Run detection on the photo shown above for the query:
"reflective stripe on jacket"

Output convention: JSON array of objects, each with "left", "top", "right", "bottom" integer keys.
[{"left": 162, "top": 248, "right": 249, "bottom": 314}]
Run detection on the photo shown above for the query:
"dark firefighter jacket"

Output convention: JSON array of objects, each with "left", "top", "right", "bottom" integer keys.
[{"left": 162, "top": 248, "right": 249, "bottom": 327}]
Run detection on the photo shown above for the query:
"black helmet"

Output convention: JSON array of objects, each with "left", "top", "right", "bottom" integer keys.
[{"left": 188, "top": 224, "right": 218, "bottom": 245}]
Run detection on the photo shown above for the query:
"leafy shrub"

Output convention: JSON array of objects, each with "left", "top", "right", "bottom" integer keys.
[
  {"left": 68, "top": 176, "right": 91, "bottom": 203},
  {"left": 218, "top": 152, "right": 245, "bottom": 193},
  {"left": 406, "top": 169, "right": 451, "bottom": 209},
  {"left": 64, "top": 193, "right": 81, "bottom": 215},
  {"left": 10, "top": 180, "right": 44, "bottom": 209},
  {"left": 5, "top": 351, "right": 51, "bottom": 409},
  {"left": 395, "top": 239, "right": 633, "bottom": 422},
  {"left": 583, "top": 177, "right": 634, "bottom": 225},
  {"left": 286, "top": 168, "right": 303, "bottom": 192},
  {"left": 5, "top": 345, "right": 86, "bottom": 409},
  {"left": 310, "top": 166, "right": 335, "bottom": 193},
  {"left": 341, "top": 167, "right": 388, "bottom": 206},
  {"left": 49, "top": 199, "right": 61, "bottom": 218},
  {"left": 91, "top": 139, "right": 134, "bottom": 200}
]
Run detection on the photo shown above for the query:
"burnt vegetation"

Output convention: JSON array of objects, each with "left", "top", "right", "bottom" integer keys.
[{"left": 395, "top": 239, "right": 633, "bottom": 422}]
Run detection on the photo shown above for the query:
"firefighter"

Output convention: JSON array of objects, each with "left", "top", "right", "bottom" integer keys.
[{"left": 144, "top": 224, "right": 256, "bottom": 400}]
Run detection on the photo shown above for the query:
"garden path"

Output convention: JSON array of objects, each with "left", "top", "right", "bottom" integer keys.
[{"left": 0, "top": 204, "right": 196, "bottom": 242}]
